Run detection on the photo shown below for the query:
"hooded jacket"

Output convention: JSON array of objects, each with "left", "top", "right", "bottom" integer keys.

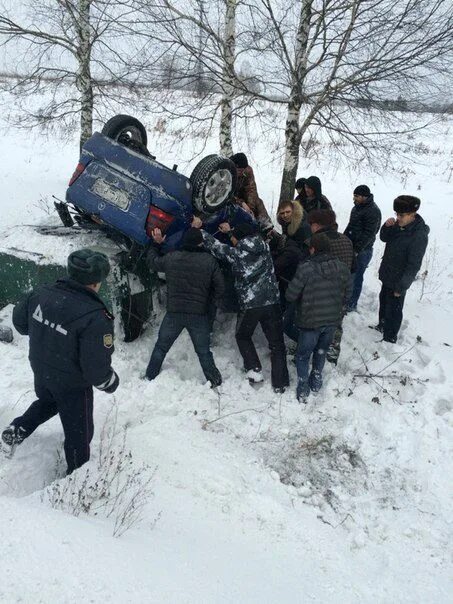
[
  {"left": 202, "top": 231, "right": 280, "bottom": 310},
  {"left": 286, "top": 252, "right": 351, "bottom": 329},
  {"left": 302, "top": 176, "right": 332, "bottom": 214},
  {"left": 344, "top": 194, "right": 382, "bottom": 253},
  {"left": 378, "top": 214, "right": 429, "bottom": 293},
  {"left": 277, "top": 199, "right": 311, "bottom": 249},
  {"left": 12, "top": 278, "right": 117, "bottom": 391}
]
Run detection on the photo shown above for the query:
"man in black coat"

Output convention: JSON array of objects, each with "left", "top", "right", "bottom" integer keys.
[
  {"left": 1, "top": 249, "right": 119, "bottom": 473},
  {"left": 202, "top": 222, "right": 289, "bottom": 393},
  {"left": 344, "top": 185, "right": 382, "bottom": 311},
  {"left": 286, "top": 234, "right": 351, "bottom": 402},
  {"left": 146, "top": 227, "right": 224, "bottom": 386},
  {"left": 376, "top": 195, "right": 429, "bottom": 343}
]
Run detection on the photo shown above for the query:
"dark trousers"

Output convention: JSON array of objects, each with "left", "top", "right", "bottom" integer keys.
[
  {"left": 146, "top": 312, "right": 221, "bottom": 386},
  {"left": 283, "top": 302, "right": 299, "bottom": 343},
  {"left": 296, "top": 326, "right": 336, "bottom": 398},
  {"left": 378, "top": 285, "right": 406, "bottom": 341},
  {"left": 349, "top": 247, "right": 373, "bottom": 309},
  {"left": 235, "top": 304, "right": 289, "bottom": 389},
  {"left": 13, "top": 380, "right": 94, "bottom": 474}
]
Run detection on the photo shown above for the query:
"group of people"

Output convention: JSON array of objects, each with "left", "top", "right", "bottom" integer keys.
[
  {"left": 145, "top": 154, "right": 429, "bottom": 404},
  {"left": 1, "top": 153, "right": 429, "bottom": 475}
]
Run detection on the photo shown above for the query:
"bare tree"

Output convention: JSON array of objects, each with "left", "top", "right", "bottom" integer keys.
[
  {"left": 0, "top": 0, "right": 153, "bottom": 150},
  {"left": 137, "top": 0, "right": 244, "bottom": 155},
  {"left": 239, "top": 0, "right": 453, "bottom": 201}
]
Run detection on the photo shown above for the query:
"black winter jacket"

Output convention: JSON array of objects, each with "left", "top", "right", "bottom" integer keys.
[
  {"left": 147, "top": 245, "right": 225, "bottom": 314},
  {"left": 12, "top": 278, "right": 118, "bottom": 392},
  {"left": 286, "top": 253, "right": 351, "bottom": 329},
  {"left": 378, "top": 215, "right": 429, "bottom": 293},
  {"left": 274, "top": 239, "right": 305, "bottom": 290},
  {"left": 344, "top": 195, "right": 382, "bottom": 253},
  {"left": 202, "top": 232, "right": 280, "bottom": 310}
]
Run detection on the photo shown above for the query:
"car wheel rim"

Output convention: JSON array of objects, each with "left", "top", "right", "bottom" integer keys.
[
  {"left": 204, "top": 169, "right": 233, "bottom": 207},
  {"left": 116, "top": 125, "right": 144, "bottom": 144}
]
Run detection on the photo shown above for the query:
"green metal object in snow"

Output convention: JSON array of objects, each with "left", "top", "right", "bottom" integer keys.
[{"left": 0, "top": 225, "right": 157, "bottom": 342}]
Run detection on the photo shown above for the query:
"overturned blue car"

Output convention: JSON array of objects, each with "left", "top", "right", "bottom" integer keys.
[{"left": 57, "top": 114, "right": 253, "bottom": 251}]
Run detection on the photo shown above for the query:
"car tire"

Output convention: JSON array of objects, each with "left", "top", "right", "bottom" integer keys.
[
  {"left": 101, "top": 114, "right": 148, "bottom": 147},
  {"left": 190, "top": 155, "right": 237, "bottom": 214}
]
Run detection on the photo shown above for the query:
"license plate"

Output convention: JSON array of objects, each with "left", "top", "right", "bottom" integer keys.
[{"left": 91, "top": 179, "right": 130, "bottom": 211}]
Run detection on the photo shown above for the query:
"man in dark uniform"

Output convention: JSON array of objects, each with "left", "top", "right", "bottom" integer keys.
[{"left": 1, "top": 249, "right": 119, "bottom": 473}]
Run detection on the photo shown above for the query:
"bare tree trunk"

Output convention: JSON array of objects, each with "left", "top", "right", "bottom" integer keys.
[
  {"left": 279, "top": 98, "right": 302, "bottom": 202},
  {"left": 76, "top": 0, "right": 93, "bottom": 151},
  {"left": 219, "top": 0, "right": 236, "bottom": 156},
  {"left": 278, "top": 0, "right": 312, "bottom": 203}
]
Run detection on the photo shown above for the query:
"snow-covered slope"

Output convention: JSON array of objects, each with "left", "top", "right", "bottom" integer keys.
[{"left": 0, "top": 110, "right": 452, "bottom": 603}]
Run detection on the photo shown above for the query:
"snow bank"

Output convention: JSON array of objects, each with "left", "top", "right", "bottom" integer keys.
[{"left": 0, "top": 108, "right": 452, "bottom": 603}]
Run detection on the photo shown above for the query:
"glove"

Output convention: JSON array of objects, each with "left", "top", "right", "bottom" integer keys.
[{"left": 96, "top": 370, "right": 119, "bottom": 394}]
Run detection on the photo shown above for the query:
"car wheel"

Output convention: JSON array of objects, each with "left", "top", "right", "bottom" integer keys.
[
  {"left": 190, "top": 155, "right": 237, "bottom": 214},
  {"left": 101, "top": 114, "right": 148, "bottom": 148}
]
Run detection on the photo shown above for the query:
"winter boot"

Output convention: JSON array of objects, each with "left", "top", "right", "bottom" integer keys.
[
  {"left": 309, "top": 370, "right": 323, "bottom": 393},
  {"left": 1, "top": 424, "right": 28, "bottom": 458},
  {"left": 247, "top": 369, "right": 264, "bottom": 385},
  {"left": 273, "top": 386, "right": 286, "bottom": 394},
  {"left": 296, "top": 378, "right": 310, "bottom": 404},
  {"left": 2, "top": 424, "right": 28, "bottom": 447}
]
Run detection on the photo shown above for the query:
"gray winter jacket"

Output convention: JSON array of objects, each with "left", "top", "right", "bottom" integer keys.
[
  {"left": 202, "top": 231, "right": 280, "bottom": 310},
  {"left": 286, "top": 253, "right": 352, "bottom": 329}
]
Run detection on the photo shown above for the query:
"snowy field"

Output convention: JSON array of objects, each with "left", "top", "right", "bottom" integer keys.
[{"left": 0, "top": 104, "right": 452, "bottom": 603}]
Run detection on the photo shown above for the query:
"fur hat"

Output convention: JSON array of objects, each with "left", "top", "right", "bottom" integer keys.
[
  {"left": 393, "top": 195, "right": 420, "bottom": 213},
  {"left": 230, "top": 153, "right": 248, "bottom": 169},
  {"left": 353, "top": 185, "right": 371, "bottom": 197},
  {"left": 67, "top": 249, "right": 110, "bottom": 285},
  {"left": 182, "top": 227, "right": 203, "bottom": 249},
  {"left": 232, "top": 222, "right": 257, "bottom": 240}
]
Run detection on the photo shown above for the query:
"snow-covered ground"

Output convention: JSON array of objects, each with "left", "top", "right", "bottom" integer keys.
[{"left": 0, "top": 106, "right": 452, "bottom": 603}]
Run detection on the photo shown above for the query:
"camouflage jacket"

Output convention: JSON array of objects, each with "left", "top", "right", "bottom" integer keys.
[{"left": 202, "top": 231, "right": 280, "bottom": 310}]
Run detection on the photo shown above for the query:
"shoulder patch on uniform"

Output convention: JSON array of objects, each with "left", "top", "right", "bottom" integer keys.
[{"left": 103, "top": 334, "right": 113, "bottom": 348}]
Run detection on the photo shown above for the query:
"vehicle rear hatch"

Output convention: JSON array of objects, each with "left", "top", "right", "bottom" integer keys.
[{"left": 66, "top": 132, "right": 193, "bottom": 245}]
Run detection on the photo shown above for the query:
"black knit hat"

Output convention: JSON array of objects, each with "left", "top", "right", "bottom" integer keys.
[
  {"left": 232, "top": 222, "right": 257, "bottom": 240},
  {"left": 354, "top": 185, "right": 371, "bottom": 197},
  {"left": 182, "top": 227, "right": 203, "bottom": 249},
  {"left": 295, "top": 177, "right": 306, "bottom": 190},
  {"left": 67, "top": 248, "right": 110, "bottom": 285},
  {"left": 230, "top": 153, "right": 248, "bottom": 169},
  {"left": 393, "top": 195, "right": 420, "bottom": 214}
]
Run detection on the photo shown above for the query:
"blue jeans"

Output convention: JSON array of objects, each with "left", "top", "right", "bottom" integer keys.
[
  {"left": 296, "top": 326, "right": 336, "bottom": 398},
  {"left": 146, "top": 312, "right": 221, "bottom": 386},
  {"left": 349, "top": 247, "right": 373, "bottom": 309}
]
